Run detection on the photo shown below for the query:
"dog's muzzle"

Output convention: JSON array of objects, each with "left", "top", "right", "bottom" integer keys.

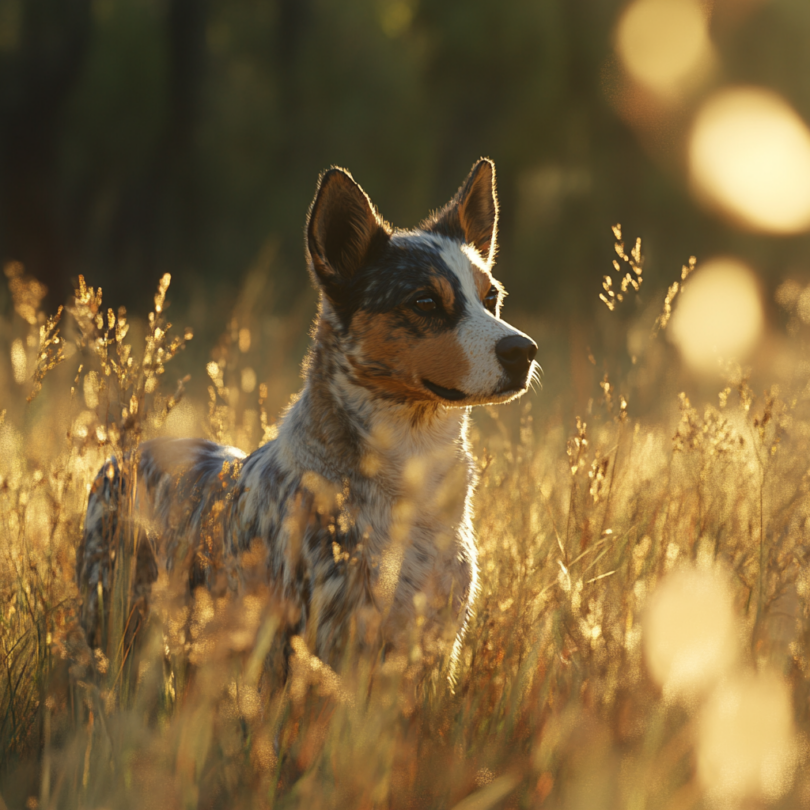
[{"left": 496, "top": 335, "right": 538, "bottom": 388}]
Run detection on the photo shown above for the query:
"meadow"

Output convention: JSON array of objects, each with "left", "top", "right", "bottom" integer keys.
[{"left": 2, "top": 245, "right": 810, "bottom": 810}]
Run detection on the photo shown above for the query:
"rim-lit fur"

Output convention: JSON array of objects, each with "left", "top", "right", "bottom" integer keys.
[{"left": 76, "top": 158, "right": 539, "bottom": 674}]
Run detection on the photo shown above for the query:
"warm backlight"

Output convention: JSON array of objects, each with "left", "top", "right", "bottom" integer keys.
[
  {"left": 690, "top": 88, "right": 810, "bottom": 233},
  {"left": 642, "top": 566, "right": 738, "bottom": 701},
  {"left": 698, "top": 671, "right": 797, "bottom": 802},
  {"left": 615, "top": 0, "right": 710, "bottom": 96},
  {"left": 670, "top": 258, "right": 763, "bottom": 375}
]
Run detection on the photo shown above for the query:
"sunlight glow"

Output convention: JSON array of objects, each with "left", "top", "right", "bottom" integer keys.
[
  {"left": 690, "top": 88, "right": 810, "bottom": 233},
  {"left": 10, "top": 338, "right": 26, "bottom": 384},
  {"left": 241, "top": 367, "right": 257, "bottom": 394},
  {"left": 0, "top": 422, "right": 23, "bottom": 485},
  {"left": 698, "top": 671, "right": 798, "bottom": 802},
  {"left": 643, "top": 566, "right": 738, "bottom": 701},
  {"left": 83, "top": 370, "right": 100, "bottom": 410},
  {"left": 615, "top": 0, "right": 711, "bottom": 96},
  {"left": 670, "top": 258, "right": 763, "bottom": 375},
  {"left": 162, "top": 400, "right": 203, "bottom": 438}
]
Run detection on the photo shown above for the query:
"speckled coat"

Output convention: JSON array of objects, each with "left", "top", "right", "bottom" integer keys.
[{"left": 76, "top": 158, "right": 539, "bottom": 670}]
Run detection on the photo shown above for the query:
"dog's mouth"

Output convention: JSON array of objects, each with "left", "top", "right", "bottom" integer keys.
[
  {"left": 422, "top": 378, "right": 528, "bottom": 404},
  {"left": 423, "top": 365, "right": 538, "bottom": 404},
  {"left": 422, "top": 378, "right": 467, "bottom": 402}
]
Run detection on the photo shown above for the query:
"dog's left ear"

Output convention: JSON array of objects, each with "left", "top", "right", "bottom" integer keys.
[
  {"left": 424, "top": 158, "right": 499, "bottom": 265},
  {"left": 307, "top": 168, "right": 389, "bottom": 294}
]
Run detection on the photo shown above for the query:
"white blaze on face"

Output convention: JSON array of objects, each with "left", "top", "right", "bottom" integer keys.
[{"left": 438, "top": 242, "right": 528, "bottom": 397}]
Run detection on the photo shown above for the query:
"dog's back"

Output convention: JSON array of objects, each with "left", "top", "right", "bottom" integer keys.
[{"left": 77, "top": 438, "right": 246, "bottom": 646}]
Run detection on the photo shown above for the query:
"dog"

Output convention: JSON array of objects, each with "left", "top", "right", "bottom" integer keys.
[{"left": 76, "top": 158, "right": 539, "bottom": 673}]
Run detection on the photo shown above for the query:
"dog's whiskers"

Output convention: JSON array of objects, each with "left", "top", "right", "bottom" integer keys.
[{"left": 528, "top": 361, "right": 543, "bottom": 393}]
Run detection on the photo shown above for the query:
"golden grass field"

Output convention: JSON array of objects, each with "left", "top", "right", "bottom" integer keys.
[{"left": 2, "top": 246, "right": 810, "bottom": 809}]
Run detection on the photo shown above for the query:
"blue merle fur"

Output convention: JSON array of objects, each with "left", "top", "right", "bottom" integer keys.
[{"left": 76, "top": 161, "right": 497, "bottom": 672}]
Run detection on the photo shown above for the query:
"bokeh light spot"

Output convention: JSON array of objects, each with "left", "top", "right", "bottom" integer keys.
[
  {"left": 690, "top": 87, "right": 810, "bottom": 233},
  {"left": 241, "top": 367, "right": 257, "bottom": 394},
  {"left": 670, "top": 258, "right": 763, "bottom": 375},
  {"left": 162, "top": 400, "right": 203, "bottom": 438},
  {"left": 10, "top": 338, "right": 26, "bottom": 384},
  {"left": 83, "top": 370, "right": 100, "bottom": 410},
  {"left": 643, "top": 565, "right": 738, "bottom": 701},
  {"left": 698, "top": 671, "right": 798, "bottom": 802},
  {"left": 615, "top": 0, "right": 711, "bottom": 96}
]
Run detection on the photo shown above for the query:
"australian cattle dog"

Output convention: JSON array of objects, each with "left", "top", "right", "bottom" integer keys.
[{"left": 76, "top": 158, "right": 539, "bottom": 674}]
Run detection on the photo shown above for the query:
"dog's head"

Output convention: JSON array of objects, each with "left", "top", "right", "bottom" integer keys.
[{"left": 306, "top": 158, "right": 539, "bottom": 407}]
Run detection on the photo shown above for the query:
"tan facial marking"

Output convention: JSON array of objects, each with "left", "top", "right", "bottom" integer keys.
[
  {"left": 349, "top": 312, "right": 421, "bottom": 399},
  {"left": 407, "top": 331, "right": 470, "bottom": 391},
  {"left": 350, "top": 310, "right": 470, "bottom": 399},
  {"left": 434, "top": 275, "right": 457, "bottom": 315}
]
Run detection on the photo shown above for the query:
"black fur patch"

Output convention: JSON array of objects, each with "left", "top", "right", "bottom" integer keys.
[{"left": 340, "top": 234, "right": 469, "bottom": 329}]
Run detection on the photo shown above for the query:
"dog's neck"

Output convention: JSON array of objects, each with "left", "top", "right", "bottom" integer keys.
[{"left": 277, "top": 309, "right": 469, "bottom": 493}]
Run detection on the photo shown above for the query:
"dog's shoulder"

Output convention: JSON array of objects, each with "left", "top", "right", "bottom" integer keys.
[{"left": 137, "top": 437, "right": 246, "bottom": 488}]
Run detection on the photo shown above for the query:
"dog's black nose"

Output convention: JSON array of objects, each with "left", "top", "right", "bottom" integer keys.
[{"left": 496, "top": 335, "right": 538, "bottom": 383}]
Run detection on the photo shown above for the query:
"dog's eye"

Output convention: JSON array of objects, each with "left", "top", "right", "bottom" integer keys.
[
  {"left": 484, "top": 287, "right": 499, "bottom": 313},
  {"left": 414, "top": 295, "right": 437, "bottom": 313}
]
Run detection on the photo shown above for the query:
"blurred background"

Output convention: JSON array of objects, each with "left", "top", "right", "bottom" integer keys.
[
  {"left": 7, "top": 5, "right": 810, "bottom": 806},
  {"left": 2, "top": 0, "right": 810, "bottom": 397}
]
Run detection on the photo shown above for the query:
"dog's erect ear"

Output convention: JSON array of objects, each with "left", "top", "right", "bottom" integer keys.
[
  {"left": 307, "top": 168, "right": 389, "bottom": 291},
  {"left": 424, "top": 158, "right": 499, "bottom": 265}
]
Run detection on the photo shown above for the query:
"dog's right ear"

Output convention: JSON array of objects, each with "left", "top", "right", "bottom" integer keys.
[
  {"left": 306, "top": 168, "right": 389, "bottom": 293},
  {"left": 423, "top": 158, "right": 499, "bottom": 266}
]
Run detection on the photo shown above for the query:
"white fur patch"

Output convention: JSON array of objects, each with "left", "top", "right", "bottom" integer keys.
[{"left": 438, "top": 242, "right": 530, "bottom": 397}]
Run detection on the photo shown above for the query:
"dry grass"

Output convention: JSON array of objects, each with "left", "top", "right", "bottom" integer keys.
[{"left": 2, "top": 262, "right": 810, "bottom": 810}]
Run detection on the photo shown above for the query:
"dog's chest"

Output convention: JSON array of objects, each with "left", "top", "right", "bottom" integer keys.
[
  {"left": 347, "top": 447, "right": 474, "bottom": 629},
  {"left": 231, "top": 410, "right": 476, "bottom": 656}
]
